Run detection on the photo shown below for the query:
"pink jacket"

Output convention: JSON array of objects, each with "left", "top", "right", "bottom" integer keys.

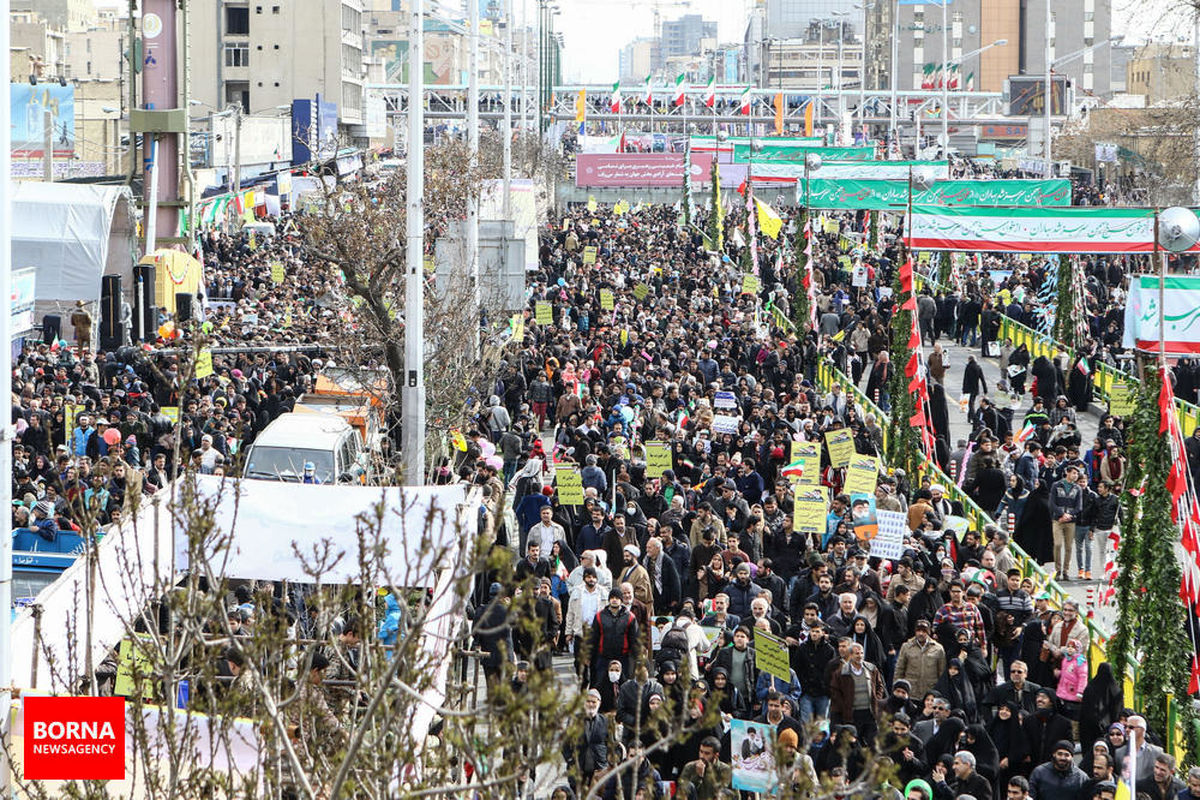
[{"left": 1056, "top": 655, "right": 1089, "bottom": 702}]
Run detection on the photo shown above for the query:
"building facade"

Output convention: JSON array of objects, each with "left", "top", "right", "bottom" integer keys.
[
  {"left": 191, "top": 0, "right": 367, "bottom": 126},
  {"left": 1125, "top": 44, "right": 1194, "bottom": 105}
]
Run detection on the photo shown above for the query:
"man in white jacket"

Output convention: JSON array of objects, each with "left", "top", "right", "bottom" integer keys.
[{"left": 566, "top": 567, "right": 606, "bottom": 684}]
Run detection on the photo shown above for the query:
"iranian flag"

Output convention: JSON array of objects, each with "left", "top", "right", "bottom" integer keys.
[
  {"left": 1014, "top": 422, "right": 1036, "bottom": 444},
  {"left": 644, "top": 75, "right": 652, "bottom": 104},
  {"left": 739, "top": 86, "right": 751, "bottom": 115},
  {"left": 674, "top": 73, "right": 686, "bottom": 106},
  {"left": 610, "top": 82, "right": 621, "bottom": 113},
  {"left": 781, "top": 458, "right": 805, "bottom": 480},
  {"left": 704, "top": 76, "right": 716, "bottom": 108}
]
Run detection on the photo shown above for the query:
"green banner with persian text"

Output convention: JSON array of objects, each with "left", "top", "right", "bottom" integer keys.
[
  {"left": 798, "top": 179, "right": 1072, "bottom": 210},
  {"left": 733, "top": 144, "right": 876, "bottom": 163}
]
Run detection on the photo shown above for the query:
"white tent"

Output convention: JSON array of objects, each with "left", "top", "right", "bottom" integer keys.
[
  {"left": 9, "top": 477, "right": 474, "bottom": 691},
  {"left": 12, "top": 181, "right": 138, "bottom": 328}
]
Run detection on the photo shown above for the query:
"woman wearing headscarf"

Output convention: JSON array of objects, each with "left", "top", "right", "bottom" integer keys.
[
  {"left": 987, "top": 700, "right": 1031, "bottom": 784},
  {"left": 924, "top": 716, "right": 967, "bottom": 766},
  {"left": 850, "top": 615, "right": 885, "bottom": 669},
  {"left": 934, "top": 659, "right": 979, "bottom": 722},
  {"left": 963, "top": 723, "right": 1000, "bottom": 787},
  {"left": 995, "top": 474, "right": 1030, "bottom": 535},
  {"left": 907, "top": 578, "right": 943, "bottom": 638},
  {"left": 813, "top": 724, "right": 865, "bottom": 780},
  {"left": 1078, "top": 662, "right": 1124, "bottom": 749}
]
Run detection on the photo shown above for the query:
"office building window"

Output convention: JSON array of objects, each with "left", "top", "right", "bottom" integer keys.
[
  {"left": 225, "top": 42, "right": 250, "bottom": 67},
  {"left": 226, "top": 6, "right": 250, "bottom": 35}
]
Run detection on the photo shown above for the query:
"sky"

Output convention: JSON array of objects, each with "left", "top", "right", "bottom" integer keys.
[{"left": 93, "top": 0, "right": 1192, "bottom": 85}]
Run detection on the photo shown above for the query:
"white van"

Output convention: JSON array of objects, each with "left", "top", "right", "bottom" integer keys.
[{"left": 242, "top": 412, "right": 366, "bottom": 484}]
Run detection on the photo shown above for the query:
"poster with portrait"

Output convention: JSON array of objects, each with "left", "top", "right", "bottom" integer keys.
[
  {"left": 730, "top": 718, "right": 778, "bottom": 793},
  {"left": 849, "top": 492, "right": 878, "bottom": 542}
]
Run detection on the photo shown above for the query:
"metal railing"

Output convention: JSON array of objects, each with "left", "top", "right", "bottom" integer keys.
[{"left": 811, "top": 355, "right": 1161, "bottom": 737}]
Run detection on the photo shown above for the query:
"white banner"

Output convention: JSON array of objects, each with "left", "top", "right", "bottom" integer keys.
[
  {"left": 1123, "top": 274, "right": 1200, "bottom": 355},
  {"left": 910, "top": 206, "right": 1158, "bottom": 253}
]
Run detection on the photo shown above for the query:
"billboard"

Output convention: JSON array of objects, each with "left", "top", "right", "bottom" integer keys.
[
  {"left": 1007, "top": 76, "right": 1069, "bottom": 117},
  {"left": 575, "top": 154, "right": 687, "bottom": 187},
  {"left": 291, "top": 94, "right": 339, "bottom": 165},
  {"left": 11, "top": 84, "right": 75, "bottom": 158},
  {"left": 212, "top": 114, "right": 292, "bottom": 168},
  {"left": 364, "top": 89, "right": 387, "bottom": 139}
]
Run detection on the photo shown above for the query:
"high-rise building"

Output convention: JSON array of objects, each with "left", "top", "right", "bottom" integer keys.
[
  {"left": 763, "top": 0, "right": 858, "bottom": 40},
  {"left": 660, "top": 14, "right": 717, "bottom": 60},
  {"left": 619, "top": 38, "right": 657, "bottom": 82},
  {"left": 192, "top": 0, "right": 367, "bottom": 126},
  {"left": 1126, "top": 44, "right": 1194, "bottom": 105},
  {"left": 889, "top": 0, "right": 1112, "bottom": 98}
]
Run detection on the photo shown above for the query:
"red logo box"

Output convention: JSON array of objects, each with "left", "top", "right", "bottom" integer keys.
[{"left": 23, "top": 696, "right": 126, "bottom": 780}]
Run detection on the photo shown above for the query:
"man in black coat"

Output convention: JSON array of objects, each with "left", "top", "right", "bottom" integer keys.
[
  {"left": 562, "top": 689, "right": 609, "bottom": 792},
  {"left": 962, "top": 355, "right": 988, "bottom": 418},
  {"left": 933, "top": 750, "right": 993, "bottom": 800},
  {"left": 1022, "top": 688, "right": 1074, "bottom": 767},
  {"left": 643, "top": 536, "right": 681, "bottom": 614}
]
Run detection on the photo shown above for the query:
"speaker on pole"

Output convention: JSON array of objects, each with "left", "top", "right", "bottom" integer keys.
[
  {"left": 99, "top": 274, "right": 122, "bottom": 350},
  {"left": 133, "top": 263, "right": 156, "bottom": 342}
]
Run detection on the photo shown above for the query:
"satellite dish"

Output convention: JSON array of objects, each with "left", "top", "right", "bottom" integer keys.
[{"left": 1158, "top": 206, "right": 1200, "bottom": 253}]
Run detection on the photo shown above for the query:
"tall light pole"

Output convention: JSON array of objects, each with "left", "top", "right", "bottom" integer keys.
[
  {"left": 832, "top": 10, "right": 849, "bottom": 141},
  {"left": 1195, "top": 8, "right": 1200, "bottom": 204},
  {"left": 403, "top": 0, "right": 426, "bottom": 485},
  {"left": 1043, "top": 0, "right": 1052, "bottom": 178},
  {"left": 503, "top": 0, "right": 513, "bottom": 219},
  {"left": 935, "top": 38, "right": 1007, "bottom": 156},
  {"left": 890, "top": 0, "right": 899, "bottom": 152},
  {"left": 854, "top": 3, "right": 876, "bottom": 127},
  {"left": 940, "top": 0, "right": 949, "bottom": 156},
  {"left": 468, "top": 0, "right": 480, "bottom": 347}
]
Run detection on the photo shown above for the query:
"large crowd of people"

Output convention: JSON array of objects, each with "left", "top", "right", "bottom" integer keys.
[
  {"left": 457, "top": 195, "right": 1188, "bottom": 799},
  {"left": 8, "top": 163, "right": 1190, "bottom": 799}
]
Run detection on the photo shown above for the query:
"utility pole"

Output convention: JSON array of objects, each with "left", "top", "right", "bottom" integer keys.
[
  {"left": 0, "top": 0, "right": 14, "bottom": 791},
  {"left": 1194, "top": 7, "right": 1200, "bottom": 204},
  {"left": 889, "top": 0, "right": 899, "bottom": 152},
  {"left": 503, "top": 0, "right": 513, "bottom": 220},
  {"left": 1043, "top": 0, "right": 1053, "bottom": 178},
  {"left": 43, "top": 109, "right": 53, "bottom": 181},
  {"left": 403, "top": 0, "right": 427, "bottom": 485},
  {"left": 940, "top": 0, "right": 948, "bottom": 155},
  {"left": 468, "top": 0, "right": 481, "bottom": 348}
]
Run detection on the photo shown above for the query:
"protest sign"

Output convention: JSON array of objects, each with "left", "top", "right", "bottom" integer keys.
[
  {"left": 825, "top": 429, "right": 856, "bottom": 468},
  {"left": 195, "top": 349, "right": 214, "bottom": 379},
  {"left": 270, "top": 261, "right": 285, "bottom": 283},
  {"left": 787, "top": 441, "right": 821, "bottom": 486},
  {"left": 850, "top": 493, "right": 878, "bottom": 542},
  {"left": 872, "top": 509, "right": 908, "bottom": 559},
  {"left": 711, "top": 415, "right": 740, "bottom": 434},
  {"left": 556, "top": 467, "right": 584, "bottom": 505},
  {"left": 753, "top": 629, "right": 792, "bottom": 683},
  {"left": 535, "top": 301, "right": 553, "bottom": 325},
  {"left": 600, "top": 288, "right": 614, "bottom": 310},
  {"left": 633, "top": 282, "right": 651, "bottom": 300},
  {"left": 793, "top": 486, "right": 829, "bottom": 535},
  {"left": 1109, "top": 382, "right": 1135, "bottom": 418},
  {"left": 714, "top": 391, "right": 738, "bottom": 410},
  {"left": 582, "top": 246, "right": 597, "bottom": 265},
  {"left": 731, "top": 719, "right": 778, "bottom": 793},
  {"left": 644, "top": 441, "right": 673, "bottom": 478},
  {"left": 844, "top": 454, "right": 880, "bottom": 496}
]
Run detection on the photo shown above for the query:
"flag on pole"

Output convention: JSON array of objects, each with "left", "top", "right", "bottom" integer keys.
[
  {"left": 610, "top": 82, "right": 621, "bottom": 113},
  {"left": 644, "top": 74, "right": 652, "bottom": 105},
  {"left": 755, "top": 198, "right": 783, "bottom": 240},
  {"left": 704, "top": 76, "right": 716, "bottom": 108},
  {"left": 781, "top": 459, "right": 805, "bottom": 480},
  {"left": 574, "top": 89, "right": 586, "bottom": 123},
  {"left": 774, "top": 92, "right": 784, "bottom": 134},
  {"left": 803, "top": 100, "right": 814, "bottom": 136},
  {"left": 674, "top": 74, "right": 686, "bottom": 106},
  {"left": 1014, "top": 422, "right": 1036, "bottom": 444},
  {"left": 739, "top": 86, "right": 751, "bottom": 115}
]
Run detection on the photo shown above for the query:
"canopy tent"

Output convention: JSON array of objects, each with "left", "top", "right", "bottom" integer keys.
[
  {"left": 12, "top": 182, "right": 138, "bottom": 330},
  {"left": 9, "top": 477, "right": 474, "bottom": 692}
]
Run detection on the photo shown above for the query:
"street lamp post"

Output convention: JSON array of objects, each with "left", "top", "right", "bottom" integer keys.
[
  {"left": 854, "top": 3, "right": 876, "bottom": 129},
  {"left": 403, "top": 0, "right": 426, "bottom": 485},
  {"left": 1043, "top": 0, "right": 1052, "bottom": 178},
  {"left": 940, "top": 0, "right": 950, "bottom": 155},
  {"left": 833, "top": 11, "right": 849, "bottom": 137}
]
